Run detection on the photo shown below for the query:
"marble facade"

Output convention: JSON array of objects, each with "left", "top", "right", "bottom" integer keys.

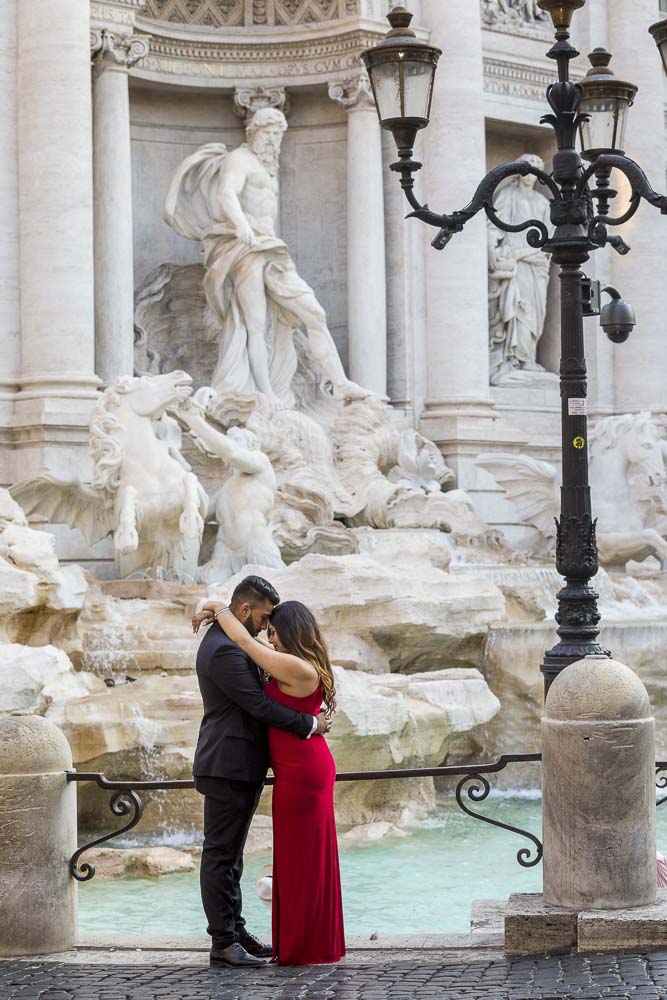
[{"left": 1, "top": 0, "right": 666, "bottom": 553}]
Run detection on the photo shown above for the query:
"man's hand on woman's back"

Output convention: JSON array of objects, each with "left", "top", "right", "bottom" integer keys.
[{"left": 315, "top": 715, "right": 331, "bottom": 736}]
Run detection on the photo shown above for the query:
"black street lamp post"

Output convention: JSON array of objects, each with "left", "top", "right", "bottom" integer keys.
[{"left": 363, "top": 1, "right": 667, "bottom": 697}]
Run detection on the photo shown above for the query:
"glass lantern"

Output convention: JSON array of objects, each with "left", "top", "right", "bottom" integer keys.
[
  {"left": 536, "top": 0, "right": 585, "bottom": 31},
  {"left": 649, "top": 18, "right": 667, "bottom": 77},
  {"left": 578, "top": 49, "right": 637, "bottom": 161},
  {"left": 361, "top": 6, "right": 441, "bottom": 154}
]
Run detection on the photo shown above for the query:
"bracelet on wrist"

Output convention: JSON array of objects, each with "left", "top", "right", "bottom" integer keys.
[{"left": 214, "top": 607, "right": 231, "bottom": 620}]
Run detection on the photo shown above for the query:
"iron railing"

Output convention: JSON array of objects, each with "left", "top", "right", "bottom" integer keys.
[{"left": 67, "top": 757, "right": 667, "bottom": 883}]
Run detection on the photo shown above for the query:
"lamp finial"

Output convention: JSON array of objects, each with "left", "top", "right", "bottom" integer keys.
[{"left": 386, "top": 6, "right": 416, "bottom": 38}]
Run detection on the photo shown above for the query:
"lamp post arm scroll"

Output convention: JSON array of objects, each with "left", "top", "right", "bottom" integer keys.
[
  {"left": 395, "top": 158, "right": 559, "bottom": 251},
  {"left": 578, "top": 155, "right": 667, "bottom": 256}
]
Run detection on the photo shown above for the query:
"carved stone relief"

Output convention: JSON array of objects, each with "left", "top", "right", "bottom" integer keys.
[
  {"left": 142, "top": 0, "right": 359, "bottom": 26},
  {"left": 478, "top": 413, "right": 667, "bottom": 569},
  {"left": 328, "top": 73, "right": 374, "bottom": 110},
  {"left": 142, "top": 0, "right": 243, "bottom": 25},
  {"left": 90, "top": 29, "right": 150, "bottom": 72},
  {"left": 481, "top": 0, "right": 549, "bottom": 33},
  {"left": 233, "top": 86, "right": 289, "bottom": 123}
]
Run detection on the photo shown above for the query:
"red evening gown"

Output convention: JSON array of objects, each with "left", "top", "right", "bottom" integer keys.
[{"left": 265, "top": 677, "right": 345, "bottom": 965}]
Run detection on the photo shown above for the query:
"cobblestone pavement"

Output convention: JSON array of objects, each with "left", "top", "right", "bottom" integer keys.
[{"left": 2, "top": 951, "right": 667, "bottom": 1000}]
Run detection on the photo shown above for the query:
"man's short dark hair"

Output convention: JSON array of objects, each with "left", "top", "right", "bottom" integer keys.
[{"left": 230, "top": 575, "right": 280, "bottom": 610}]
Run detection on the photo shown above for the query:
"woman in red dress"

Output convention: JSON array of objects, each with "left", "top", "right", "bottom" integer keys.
[{"left": 202, "top": 599, "right": 345, "bottom": 966}]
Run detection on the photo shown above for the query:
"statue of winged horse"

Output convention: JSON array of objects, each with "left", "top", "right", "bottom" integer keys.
[
  {"left": 478, "top": 412, "right": 667, "bottom": 570},
  {"left": 11, "top": 371, "right": 208, "bottom": 581}
]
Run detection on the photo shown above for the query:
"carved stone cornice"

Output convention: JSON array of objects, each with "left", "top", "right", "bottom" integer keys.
[
  {"left": 483, "top": 57, "right": 583, "bottom": 103},
  {"left": 328, "top": 73, "right": 373, "bottom": 110},
  {"left": 233, "top": 86, "right": 290, "bottom": 122},
  {"left": 91, "top": 29, "right": 151, "bottom": 73},
  {"left": 131, "top": 20, "right": 386, "bottom": 87}
]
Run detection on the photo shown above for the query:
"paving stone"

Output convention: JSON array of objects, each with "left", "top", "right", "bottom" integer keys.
[{"left": 0, "top": 951, "right": 665, "bottom": 1000}]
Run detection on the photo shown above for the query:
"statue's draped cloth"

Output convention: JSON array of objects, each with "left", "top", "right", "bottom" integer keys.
[
  {"left": 488, "top": 181, "right": 551, "bottom": 376},
  {"left": 165, "top": 143, "right": 310, "bottom": 403}
]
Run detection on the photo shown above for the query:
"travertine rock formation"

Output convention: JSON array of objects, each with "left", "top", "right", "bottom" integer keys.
[
  {"left": 0, "top": 488, "right": 87, "bottom": 647},
  {"left": 62, "top": 661, "right": 500, "bottom": 833},
  {"left": 65, "top": 538, "right": 505, "bottom": 831},
  {"left": 0, "top": 644, "right": 103, "bottom": 721},
  {"left": 84, "top": 846, "right": 195, "bottom": 879}
]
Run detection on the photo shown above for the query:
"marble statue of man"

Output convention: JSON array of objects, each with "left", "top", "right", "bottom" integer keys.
[
  {"left": 177, "top": 393, "right": 284, "bottom": 583},
  {"left": 487, "top": 153, "right": 553, "bottom": 386},
  {"left": 165, "top": 107, "right": 367, "bottom": 408}
]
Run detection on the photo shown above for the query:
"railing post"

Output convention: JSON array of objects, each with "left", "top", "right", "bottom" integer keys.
[
  {"left": 0, "top": 716, "right": 77, "bottom": 955},
  {"left": 542, "top": 657, "right": 656, "bottom": 909}
]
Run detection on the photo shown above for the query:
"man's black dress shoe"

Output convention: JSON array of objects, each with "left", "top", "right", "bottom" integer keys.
[
  {"left": 209, "top": 942, "right": 266, "bottom": 968},
  {"left": 238, "top": 930, "right": 273, "bottom": 959}
]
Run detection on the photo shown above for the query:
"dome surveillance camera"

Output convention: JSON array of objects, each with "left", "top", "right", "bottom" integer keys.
[{"left": 600, "top": 286, "right": 635, "bottom": 344}]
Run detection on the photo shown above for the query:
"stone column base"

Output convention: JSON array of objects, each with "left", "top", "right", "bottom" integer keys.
[
  {"left": 503, "top": 892, "right": 667, "bottom": 956},
  {"left": 419, "top": 400, "right": 526, "bottom": 485},
  {"left": 9, "top": 391, "right": 98, "bottom": 483}
]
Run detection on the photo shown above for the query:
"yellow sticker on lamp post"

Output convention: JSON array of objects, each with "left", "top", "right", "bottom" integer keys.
[{"left": 573, "top": 436, "right": 585, "bottom": 449}]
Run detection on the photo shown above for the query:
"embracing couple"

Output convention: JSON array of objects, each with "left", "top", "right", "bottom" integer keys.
[{"left": 191, "top": 575, "right": 345, "bottom": 968}]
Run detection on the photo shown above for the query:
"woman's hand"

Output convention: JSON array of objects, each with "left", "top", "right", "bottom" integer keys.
[
  {"left": 192, "top": 608, "right": 216, "bottom": 634},
  {"left": 216, "top": 608, "right": 252, "bottom": 649}
]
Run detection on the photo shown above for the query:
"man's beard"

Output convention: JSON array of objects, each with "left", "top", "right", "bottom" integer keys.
[
  {"left": 244, "top": 615, "right": 259, "bottom": 637},
  {"left": 251, "top": 136, "right": 281, "bottom": 176}
]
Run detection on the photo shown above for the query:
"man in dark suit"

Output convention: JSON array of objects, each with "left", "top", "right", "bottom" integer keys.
[{"left": 193, "top": 574, "right": 328, "bottom": 968}]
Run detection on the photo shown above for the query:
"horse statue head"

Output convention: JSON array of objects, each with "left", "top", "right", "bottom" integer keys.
[
  {"left": 109, "top": 370, "right": 193, "bottom": 419},
  {"left": 90, "top": 372, "right": 194, "bottom": 493}
]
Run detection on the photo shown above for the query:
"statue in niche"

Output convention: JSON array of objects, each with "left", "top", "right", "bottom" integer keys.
[
  {"left": 164, "top": 107, "right": 368, "bottom": 409},
  {"left": 487, "top": 153, "right": 555, "bottom": 387}
]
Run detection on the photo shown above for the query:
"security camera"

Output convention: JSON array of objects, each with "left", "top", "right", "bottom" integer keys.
[{"left": 600, "top": 286, "right": 635, "bottom": 344}]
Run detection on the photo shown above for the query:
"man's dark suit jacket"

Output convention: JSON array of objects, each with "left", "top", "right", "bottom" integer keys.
[{"left": 193, "top": 621, "right": 314, "bottom": 784}]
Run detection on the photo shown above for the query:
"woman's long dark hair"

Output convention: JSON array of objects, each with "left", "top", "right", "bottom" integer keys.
[{"left": 270, "top": 601, "right": 336, "bottom": 717}]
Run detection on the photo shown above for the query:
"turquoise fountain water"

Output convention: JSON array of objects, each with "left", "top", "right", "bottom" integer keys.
[
  {"left": 78, "top": 796, "right": 667, "bottom": 938},
  {"left": 78, "top": 795, "right": 538, "bottom": 937}
]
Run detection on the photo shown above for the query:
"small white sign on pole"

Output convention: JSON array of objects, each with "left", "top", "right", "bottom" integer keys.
[{"left": 568, "top": 398, "right": 587, "bottom": 416}]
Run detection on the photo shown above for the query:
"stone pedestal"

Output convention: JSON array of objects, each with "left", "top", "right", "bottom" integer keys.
[
  {"left": 14, "top": 0, "right": 100, "bottom": 480},
  {"left": 0, "top": 715, "right": 77, "bottom": 956},
  {"left": 542, "top": 656, "right": 656, "bottom": 910},
  {"left": 91, "top": 31, "right": 149, "bottom": 387},
  {"left": 329, "top": 75, "right": 387, "bottom": 397},
  {"left": 504, "top": 893, "right": 577, "bottom": 956},
  {"left": 504, "top": 892, "right": 667, "bottom": 955},
  {"left": 578, "top": 893, "right": 667, "bottom": 951}
]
